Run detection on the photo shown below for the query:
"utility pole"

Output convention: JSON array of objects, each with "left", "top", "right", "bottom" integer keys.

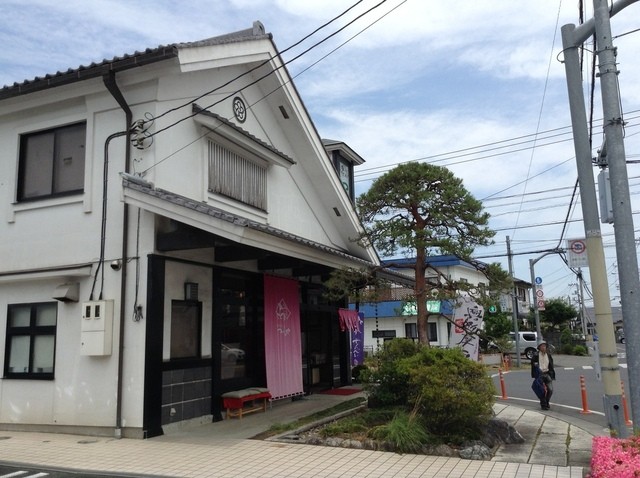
[
  {"left": 593, "top": 0, "right": 640, "bottom": 433},
  {"left": 529, "top": 250, "right": 562, "bottom": 344},
  {"left": 507, "top": 236, "right": 521, "bottom": 367},
  {"left": 569, "top": 273, "right": 587, "bottom": 336},
  {"left": 560, "top": 0, "right": 638, "bottom": 437}
]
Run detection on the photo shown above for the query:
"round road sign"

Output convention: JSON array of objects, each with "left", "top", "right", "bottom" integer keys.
[{"left": 570, "top": 240, "right": 586, "bottom": 254}]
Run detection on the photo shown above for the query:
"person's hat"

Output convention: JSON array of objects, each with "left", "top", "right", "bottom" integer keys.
[{"left": 537, "top": 342, "right": 547, "bottom": 350}]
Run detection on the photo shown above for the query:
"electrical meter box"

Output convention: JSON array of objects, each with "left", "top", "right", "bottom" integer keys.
[{"left": 81, "top": 300, "right": 113, "bottom": 356}]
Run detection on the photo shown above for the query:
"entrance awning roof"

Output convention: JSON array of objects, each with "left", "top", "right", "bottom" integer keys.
[{"left": 122, "top": 176, "right": 378, "bottom": 272}]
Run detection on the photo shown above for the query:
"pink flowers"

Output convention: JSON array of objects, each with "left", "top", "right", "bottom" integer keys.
[{"left": 590, "top": 436, "right": 640, "bottom": 477}]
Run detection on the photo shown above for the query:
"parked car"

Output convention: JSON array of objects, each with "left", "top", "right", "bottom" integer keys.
[
  {"left": 221, "top": 344, "right": 245, "bottom": 362},
  {"left": 507, "top": 332, "right": 541, "bottom": 360},
  {"left": 617, "top": 328, "right": 625, "bottom": 344},
  {"left": 489, "top": 331, "right": 546, "bottom": 360}
]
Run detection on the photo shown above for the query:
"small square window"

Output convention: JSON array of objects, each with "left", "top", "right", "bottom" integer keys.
[
  {"left": 18, "top": 123, "right": 86, "bottom": 201},
  {"left": 4, "top": 303, "right": 57, "bottom": 379}
]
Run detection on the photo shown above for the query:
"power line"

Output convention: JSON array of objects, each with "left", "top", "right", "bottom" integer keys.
[
  {"left": 352, "top": 112, "right": 640, "bottom": 183},
  {"left": 141, "top": 0, "right": 406, "bottom": 175},
  {"left": 143, "top": 0, "right": 392, "bottom": 141},
  {"left": 509, "top": 0, "right": 564, "bottom": 241},
  {"left": 143, "top": 0, "right": 368, "bottom": 126}
]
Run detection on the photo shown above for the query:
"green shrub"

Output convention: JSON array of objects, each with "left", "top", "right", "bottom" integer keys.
[
  {"left": 369, "top": 409, "right": 432, "bottom": 453},
  {"left": 319, "top": 408, "right": 399, "bottom": 438},
  {"left": 361, "top": 341, "right": 495, "bottom": 443},
  {"left": 361, "top": 339, "right": 421, "bottom": 407},
  {"left": 560, "top": 328, "right": 573, "bottom": 346},
  {"left": 401, "top": 347, "right": 495, "bottom": 442},
  {"left": 573, "top": 345, "right": 588, "bottom": 356},
  {"left": 351, "top": 364, "right": 367, "bottom": 382},
  {"left": 320, "top": 416, "right": 368, "bottom": 437},
  {"left": 561, "top": 343, "right": 574, "bottom": 355}
]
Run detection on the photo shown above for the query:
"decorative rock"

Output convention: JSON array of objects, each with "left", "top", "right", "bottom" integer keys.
[
  {"left": 431, "top": 444, "right": 457, "bottom": 457},
  {"left": 482, "top": 418, "right": 524, "bottom": 446},
  {"left": 325, "top": 437, "right": 344, "bottom": 447},
  {"left": 459, "top": 443, "right": 493, "bottom": 460},
  {"left": 342, "top": 439, "right": 363, "bottom": 449},
  {"left": 304, "top": 435, "right": 324, "bottom": 446},
  {"left": 362, "top": 439, "right": 378, "bottom": 450}
]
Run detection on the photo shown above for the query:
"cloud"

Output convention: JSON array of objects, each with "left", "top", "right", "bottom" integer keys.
[{"left": 1, "top": 0, "right": 639, "bottom": 302}]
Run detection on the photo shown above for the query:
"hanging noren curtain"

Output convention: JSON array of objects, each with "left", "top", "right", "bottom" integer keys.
[
  {"left": 264, "top": 274, "right": 303, "bottom": 400},
  {"left": 339, "top": 309, "right": 365, "bottom": 366}
]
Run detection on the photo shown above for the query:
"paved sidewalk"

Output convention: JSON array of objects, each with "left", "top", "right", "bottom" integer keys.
[{"left": 0, "top": 391, "right": 603, "bottom": 477}]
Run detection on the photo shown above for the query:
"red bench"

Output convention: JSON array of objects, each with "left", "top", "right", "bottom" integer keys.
[{"left": 221, "top": 387, "right": 271, "bottom": 419}]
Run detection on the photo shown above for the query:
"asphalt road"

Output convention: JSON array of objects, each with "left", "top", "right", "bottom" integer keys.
[
  {"left": 0, "top": 464, "right": 143, "bottom": 478},
  {"left": 491, "top": 342, "right": 630, "bottom": 430}
]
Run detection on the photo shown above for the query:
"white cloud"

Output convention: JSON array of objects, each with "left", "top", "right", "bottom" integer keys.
[{"left": 1, "top": 0, "right": 639, "bottom": 302}]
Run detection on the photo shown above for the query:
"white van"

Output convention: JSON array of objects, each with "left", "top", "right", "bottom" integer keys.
[{"left": 507, "top": 331, "right": 540, "bottom": 360}]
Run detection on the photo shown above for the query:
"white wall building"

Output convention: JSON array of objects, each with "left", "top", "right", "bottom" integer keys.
[
  {"left": 355, "top": 256, "right": 492, "bottom": 353},
  {"left": 0, "top": 22, "right": 379, "bottom": 438}
]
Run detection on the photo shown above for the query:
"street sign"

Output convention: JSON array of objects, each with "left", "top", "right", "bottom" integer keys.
[
  {"left": 537, "top": 299, "right": 545, "bottom": 310},
  {"left": 567, "top": 238, "right": 589, "bottom": 267},
  {"left": 536, "top": 289, "right": 544, "bottom": 298},
  {"left": 535, "top": 276, "right": 542, "bottom": 285}
]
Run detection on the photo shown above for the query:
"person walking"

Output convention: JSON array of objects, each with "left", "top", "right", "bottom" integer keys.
[{"left": 531, "top": 342, "right": 555, "bottom": 410}]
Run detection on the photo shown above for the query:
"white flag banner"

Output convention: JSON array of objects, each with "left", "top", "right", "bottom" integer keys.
[{"left": 449, "top": 295, "right": 484, "bottom": 362}]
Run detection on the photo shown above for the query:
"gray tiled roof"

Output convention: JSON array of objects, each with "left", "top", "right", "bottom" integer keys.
[{"left": 0, "top": 21, "right": 270, "bottom": 100}]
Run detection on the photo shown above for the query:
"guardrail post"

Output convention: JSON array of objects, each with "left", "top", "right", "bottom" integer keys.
[
  {"left": 580, "top": 375, "right": 591, "bottom": 414},
  {"left": 499, "top": 368, "right": 508, "bottom": 400}
]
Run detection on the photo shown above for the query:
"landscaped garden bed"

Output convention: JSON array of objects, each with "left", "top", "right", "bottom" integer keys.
[{"left": 262, "top": 340, "right": 524, "bottom": 460}]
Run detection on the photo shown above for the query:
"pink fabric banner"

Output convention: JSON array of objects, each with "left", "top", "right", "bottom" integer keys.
[
  {"left": 338, "top": 308, "right": 360, "bottom": 332},
  {"left": 264, "top": 275, "right": 303, "bottom": 400}
]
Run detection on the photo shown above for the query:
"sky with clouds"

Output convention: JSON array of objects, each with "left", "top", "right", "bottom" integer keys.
[{"left": 2, "top": 0, "right": 640, "bottom": 314}]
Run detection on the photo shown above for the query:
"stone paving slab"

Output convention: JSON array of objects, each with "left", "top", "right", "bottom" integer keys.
[{"left": 530, "top": 441, "right": 568, "bottom": 466}]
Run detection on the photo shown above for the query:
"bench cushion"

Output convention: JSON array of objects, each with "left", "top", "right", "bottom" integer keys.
[{"left": 221, "top": 388, "right": 270, "bottom": 399}]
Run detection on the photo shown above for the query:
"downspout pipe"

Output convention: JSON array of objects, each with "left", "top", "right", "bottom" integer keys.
[{"left": 103, "top": 71, "right": 132, "bottom": 438}]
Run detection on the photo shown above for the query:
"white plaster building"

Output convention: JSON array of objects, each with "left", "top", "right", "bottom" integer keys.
[
  {"left": 0, "top": 22, "right": 379, "bottom": 438},
  {"left": 355, "top": 256, "right": 490, "bottom": 353}
]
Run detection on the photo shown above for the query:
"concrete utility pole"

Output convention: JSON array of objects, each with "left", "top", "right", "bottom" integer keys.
[
  {"left": 593, "top": 0, "right": 640, "bottom": 433},
  {"left": 529, "top": 250, "right": 562, "bottom": 344},
  {"left": 560, "top": 0, "right": 638, "bottom": 437}
]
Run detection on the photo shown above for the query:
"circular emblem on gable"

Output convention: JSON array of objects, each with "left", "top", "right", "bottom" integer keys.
[{"left": 232, "top": 96, "right": 247, "bottom": 123}]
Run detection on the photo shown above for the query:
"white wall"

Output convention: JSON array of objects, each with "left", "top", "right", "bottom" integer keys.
[
  {"left": 163, "top": 261, "right": 213, "bottom": 360},
  {"left": 362, "top": 316, "right": 450, "bottom": 353},
  {"left": 0, "top": 277, "right": 120, "bottom": 428}
]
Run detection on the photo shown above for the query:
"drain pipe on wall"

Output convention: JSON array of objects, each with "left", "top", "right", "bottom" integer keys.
[{"left": 103, "top": 71, "right": 133, "bottom": 439}]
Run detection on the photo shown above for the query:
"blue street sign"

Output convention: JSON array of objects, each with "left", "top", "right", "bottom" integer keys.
[{"left": 535, "top": 276, "right": 542, "bottom": 285}]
